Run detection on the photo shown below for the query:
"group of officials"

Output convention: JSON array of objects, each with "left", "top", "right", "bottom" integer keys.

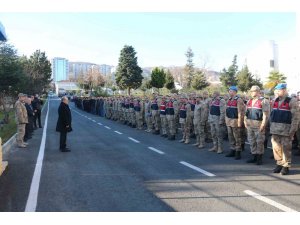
[
  {"left": 14, "top": 93, "right": 43, "bottom": 148},
  {"left": 74, "top": 83, "right": 300, "bottom": 175}
]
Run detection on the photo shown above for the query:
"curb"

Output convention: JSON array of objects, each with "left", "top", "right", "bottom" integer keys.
[{"left": 1, "top": 98, "right": 48, "bottom": 157}]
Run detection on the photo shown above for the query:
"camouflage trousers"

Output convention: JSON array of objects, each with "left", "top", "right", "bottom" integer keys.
[
  {"left": 180, "top": 118, "right": 191, "bottom": 140},
  {"left": 135, "top": 111, "right": 143, "bottom": 129},
  {"left": 16, "top": 124, "right": 26, "bottom": 145},
  {"left": 145, "top": 115, "right": 153, "bottom": 131},
  {"left": 160, "top": 115, "right": 168, "bottom": 135},
  {"left": 271, "top": 134, "right": 292, "bottom": 167},
  {"left": 167, "top": 115, "right": 176, "bottom": 136},
  {"left": 130, "top": 109, "right": 136, "bottom": 125},
  {"left": 247, "top": 127, "right": 265, "bottom": 154},
  {"left": 296, "top": 128, "right": 300, "bottom": 149},
  {"left": 227, "top": 126, "right": 242, "bottom": 152},
  {"left": 210, "top": 121, "right": 223, "bottom": 148},
  {"left": 152, "top": 110, "right": 160, "bottom": 131}
]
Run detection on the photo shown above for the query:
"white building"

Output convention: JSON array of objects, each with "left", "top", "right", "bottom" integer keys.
[
  {"left": 69, "top": 62, "right": 98, "bottom": 80},
  {"left": 245, "top": 40, "right": 279, "bottom": 84},
  {"left": 51, "top": 57, "right": 69, "bottom": 82}
]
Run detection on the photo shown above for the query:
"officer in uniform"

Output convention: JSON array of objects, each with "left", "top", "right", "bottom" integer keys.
[
  {"left": 192, "top": 95, "right": 202, "bottom": 147},
  {"left": 270, "top": 83, "right": 299, "bottom": 175},
  {"left": 294, "top": 91, "right": 300, "bottom": 156},
  {"left": 134, "top": 98, "right": 143, "bottom": 130},
  {"left": 179, "top": 96, "right": 192, "bottom": 144},
  {"left": 151, "top": 95, "right": 160, "bottom": 135},
  {"left": 225, "top": 86, "right": 245, "bottom": 160},
  {"left": 208, "top": 91, "right": 226, "bottom": 153},
  {"left": 244, "top": 86, "right": 270, "bottom": 165},
  {"left": 15, "top": 93, "right": 29, "bottom": 148},
  {"left": 166, "top": 95, "right": 178, "bottom": 140},
  {"left": 144, "top": 97, "right": 152, "bottom": 132},
  {"left": 159, "top": 96, "right": 168, "bottom": 137}
]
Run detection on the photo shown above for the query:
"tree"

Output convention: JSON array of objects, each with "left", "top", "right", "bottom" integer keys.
[
  {"left": 219, "top": 55, "right": 238, "bottom": 90},
  {"left": 183, "top": 47, "right": 195, "bottom": 88},
  {"left": 164, "top": 69, "right": 175, "bottom": 90},
  {"left": 115, "top": 45, "right": 143, "bottom": 95},
  {"left": 264, "top": 70, "right": 287, "bottom": 94},
  {"left": 21, "top": 50, "right": 52, "bottom": 94},
  {"left": 191, "top": 70, "right": 210, "bottom": 90},
  {"left": 236, "top": 65, "right": 263, "bottom": 92},
  {"left": 84, "top": 67, "right": 105, "bottom": 92},
  {"left": 0, "top": 43, "right": 25, "bottom": 123},
  {"left": 150, "top": 67, "right": 166, "bottom": 94}
]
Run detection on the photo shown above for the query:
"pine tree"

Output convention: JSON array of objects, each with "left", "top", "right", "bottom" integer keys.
[
  {"left": 191, "top": 70, "right": 210, "bottom": 90},
  {"left": 165, "top": 69, "right": 175, "bottom": 90},
  {"left": 236, "top": 65, "right": 263, "bottom": 92},
  {"left": 150, "top": 67, "right": 166, "bottom": 94},
  {"left": 184, "top": 47, "right": 195, "bottom": 88},
  {"left": 115, "top": 45, "right": 143, "bottom": 95},
  {"left": 220, "top": 55, "right": 238, "bottom": 89}
]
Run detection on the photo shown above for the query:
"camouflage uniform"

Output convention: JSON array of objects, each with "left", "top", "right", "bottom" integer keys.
[
  {"left": 179, "top": 99, "right": 192, "bottom": 144},
  {"left": 208, "top": 96, "right": 226, "bottom": 153},
  {"left": 193, "top": 100, "right": 201, "bottom": 147},
  {"left": 270, "top": 94, "right": 299, "bottom": 169},
  {"left": 159, "top": 98, "right": 168, "bottom": 137},
  {"left": 244, "top": 93, "right": 270, "bottom": 164},
  {"left": 15, "top": 98, "right": 28, "bottom": 147},
  {"left": 225, "top": 93, "right": 245, "bottom": 159},
  {"left": 144, "top": 99, "right": 152, "bottom": 132},
  {"left": 199, "top": 98, "right": 209, "bottom": 148},
  {"left": 134, "top": 99, "right": 144, "bottom": 130},
  {"left": 166, "top": 98, "right": 178, "bottom": 140},
  {"left": 151, "top": 97, "right": 160, "bottom": 134}
]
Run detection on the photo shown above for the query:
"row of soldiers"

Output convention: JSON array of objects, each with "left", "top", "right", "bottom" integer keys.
[{"left": 74, "top": 84, "right": 300, "bottom": 175}]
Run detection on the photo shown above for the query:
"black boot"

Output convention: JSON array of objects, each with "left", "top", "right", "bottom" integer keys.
[
  {"left": 280, "top": 167, "right": 289, "bottom": 175},
  {"left": 168, "top": 135, "right": 175, "bottom": 140},
  {"left": 235, "top": 151, "right": 241, "bottom": 160},
  {"left": 246, "top": 154, "right": 257, "bottom": 163},
  {"left": 256, "top": 154, "right": 263, "bottom": 165},
  {"left": 226, "top": 150, "right": 235, "bottom": 157},
  {"left": 241, "top": 143, "right": 245, "bottom": 151},
  {"left": 273, "top": 165, "right": 283, "bottom": 173}
]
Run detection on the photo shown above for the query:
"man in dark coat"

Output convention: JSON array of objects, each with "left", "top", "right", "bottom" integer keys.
[
  {"left": 56, "top": 96, "right": 72, "bottom": 152},
  {"left": 32, "top": 94, "right": 43, "bottom": 128},
  {"left": 24, "top": 95, "right": 35, "bottom": 142}
]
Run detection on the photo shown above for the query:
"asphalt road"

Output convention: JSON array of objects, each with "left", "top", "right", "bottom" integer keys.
[{"left": 0, "top": 97, "right": 300, "bottom": 212}]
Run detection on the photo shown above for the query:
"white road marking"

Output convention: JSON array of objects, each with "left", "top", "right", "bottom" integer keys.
[
  {"left": 92, "top": 120, "right": 96, "bottom": 122},
  {"left": 114, "top": 131, "right": 123, "bottom": 134},
  {"left": 98, "top": 123, "right": 103, "bottom": 125},
  {"left": 25, "top": 100, "right": 50, "bottom": 212},
  {"left": 148, "top": 147, "right": 165, "bottom": 155},
  {"left": 179, "top": 161, "right": 216, "bottom": 177},
  {"left": 244, "top": 190, "right": 297, "bottom": 212},
  {"left": 128, "top": 137, "right": 140, "bottom": 143},
  {"left": 104, "top": 126, "right": 111, "bottom": 130}
]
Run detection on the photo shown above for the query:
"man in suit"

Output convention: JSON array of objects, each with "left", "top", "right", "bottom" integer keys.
[
  {"left": 24, "top": 95, "right": 35, "bottom": 142},
  {"left": 32, "top": 94, "right": 43, "bottom": 128},
  {"left": 56, "top": 96, "right": 72, "bottom": 152}
]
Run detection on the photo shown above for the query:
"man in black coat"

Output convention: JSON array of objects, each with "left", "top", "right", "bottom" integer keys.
[
  {"left": 56, "top": 96, "right": 72, "bottom": 152},
  {"left": 24, "top": 95, "right": 35, "bottom": 142},
  {"left": 32, "top": 94, "right": 43, "bottom": 128}
]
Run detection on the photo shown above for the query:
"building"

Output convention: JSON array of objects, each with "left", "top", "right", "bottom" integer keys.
[
  {"left": 55, "top": 81, "right": 81, "bottom": 95},
  {"left": 245, "top": 40, "right": 279, "bottom": 84},
  {"left": 0, "top": 21, "right": 7, "bottom": 41},
  {"left": 51, "top": 57, "right": 69, "bottom": 82},
  {"left": 69, "top": 62, "right": 98, "bottom": 80},
  {"left": 99, "top": 64, "right": 113, "bottom": 76}
]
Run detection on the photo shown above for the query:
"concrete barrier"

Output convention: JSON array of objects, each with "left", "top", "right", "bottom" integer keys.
[{"left": 0, "top": 138, "right": 8, "bottom": 176}]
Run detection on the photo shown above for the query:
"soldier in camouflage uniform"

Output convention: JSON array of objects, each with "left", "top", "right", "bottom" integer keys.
[
  {"left": 151, "top": 95, "right": 160, "bottom": 135},
  {"left": 192, "top": 95, "right": 202, "bottom": 147},
  {"left": 166, "top": 95, "right": 178, "bottom": 140},
  {"left": 179, "top": 96, "right": 192, "bottom": 144},
  {"left": 270, "top": 83, "right": 299, "bottom": 175},
  {"left": 159, "top": 96, "right": 168, "bottom": 138},
  {"left": 15, "top": 93, "right": 29, "bottom": 148},
  {"left": 244, "top": 86, "right": 270, "bottom": 165},
  {"left": 134, "top": 97, "right": 144, "bottom": 130},
  {"left": 225, "top": 86, "right": 246, "bottom": 160},
  {"left": 208, "top": 91, "right": 226, "bottom": 153},
  {"left": 144, "top": 97, "right": 152, "bottom": 132}
]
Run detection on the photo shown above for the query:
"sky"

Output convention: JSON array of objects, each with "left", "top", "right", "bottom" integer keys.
[{"left": 0, "top": 12, "right": 296, "bottom": 71}]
